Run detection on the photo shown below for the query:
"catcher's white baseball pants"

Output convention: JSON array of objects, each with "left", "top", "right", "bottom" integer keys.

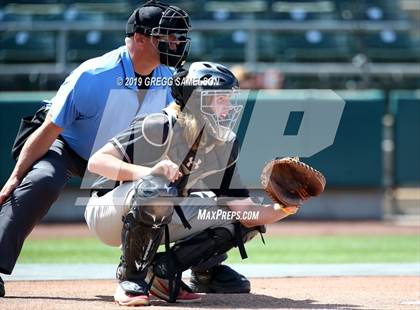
[{"left": 84, "top": 182, "right": 235, "bottom": 247}]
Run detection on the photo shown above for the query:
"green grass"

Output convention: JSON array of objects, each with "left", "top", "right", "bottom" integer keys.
[
  {"left": 17, "top": 235, "right": 420, "bottom": 264},
  {"left": 227, "top": 235, "right": 420, "bottom": 264}
]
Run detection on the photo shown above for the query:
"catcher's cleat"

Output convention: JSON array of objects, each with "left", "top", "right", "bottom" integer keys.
[
  {"left": 190, "top": 265, "right": 250, "bottom": 294},
  {"left": 0, "top": 276, "right": 4, "bottom": 297},
  {"left": 114, "top": 280, "right": 150, "bottom": 307},
  {"left": 149, "top": 276, "right": 202, "bottom": 303}
]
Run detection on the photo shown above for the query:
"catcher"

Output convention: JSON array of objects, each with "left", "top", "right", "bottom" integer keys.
[{"left": 85, "top": 62, "right": 325, "bottom": 306}]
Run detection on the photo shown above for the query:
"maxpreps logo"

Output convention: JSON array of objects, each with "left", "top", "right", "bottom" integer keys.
[{"left": 197, "top": 209, "right": 260, "bottom": 221}]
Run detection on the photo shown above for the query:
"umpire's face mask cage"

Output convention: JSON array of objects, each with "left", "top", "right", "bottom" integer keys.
[
  {"left": 151, "top": 5, "right": 192, "bottom": 68},
  {"left": 200, "top": 89, "right": 243, "bottom": 142}
]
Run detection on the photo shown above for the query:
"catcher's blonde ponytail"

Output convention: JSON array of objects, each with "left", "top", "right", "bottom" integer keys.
[{"left": 168, "top": 103, "right": 208, "bottom": 148}]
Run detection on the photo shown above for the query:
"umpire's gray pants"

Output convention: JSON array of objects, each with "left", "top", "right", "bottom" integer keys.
[{"left": 0, "top": 139, "right": 86, "bottom": 274}]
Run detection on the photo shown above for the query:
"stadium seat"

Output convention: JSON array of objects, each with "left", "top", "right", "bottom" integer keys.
[
  {"left": 67, "top": 31, "right": 124, "bottom": 63},
  {"left": 357, "top": 31, "right": 420, "bottom": 62},
  {"left": 199, "top": 0, "right": 268, "bottom": 20},
  {"left": 269, "top": 0, "right": 338, "bottom": 21},
  {"left": 187, "top": 31, "right": 205, "bottom": 62},
  {"left": 258, "top": 31, "right": 354, "bottom": 62},
  {"left": 197, "top": 31, "right": 247, "bottom": 62},
  {"left": 153, "top": 0, "right": 204, "bottom": 21},
  {"left": 0, "top": 31, "right": 56, "bottom": 63},
  {"left": 64, "top": 2, "right": 130, "bottom": 21},
  {"left": 150, "top": 0, "right": 199, "bottom": 13},
  {"left": 335, "top": 0, "right": 406, "bottom": 20},
  {"left": 2, "top": 3, "right": 65, "bottom": 21}
]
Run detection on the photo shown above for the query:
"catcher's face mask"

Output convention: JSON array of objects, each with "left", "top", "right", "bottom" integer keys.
[
  {"left": 200, "top": 89, "right": 243, "bottom": 142},
  {"left": 150, "top": 6, "right": 191, "bottom": 68}
]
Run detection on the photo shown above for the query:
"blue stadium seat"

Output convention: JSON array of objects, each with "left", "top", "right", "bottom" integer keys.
[
  {"left": 187, "top": 31, "right": 205, "bottom": 61},
  {"left": 2, "top": 3, "right": 65, "bottom": 21},
  {"left": 67, "top": 31, "right": 124, "bottom": 63},
  {"left": 357, "top": 31, "right": 420, "bottom": 62},
  {"left": 64, "top": 2, "right": 130, "bottom": 21},
  {"left": 197, "top": 30, "right": 247, "bottom": 62},
  {"left": 0, "top": 31, "right": 56, "bottom": 63},
  {"left": 269, "top": 0, "right": 338, "bottom": 20},
  {"left": 335, "top": 0, "right": 406, "bottom": 20},
  {"left": 150, "top": 0, "right": 199, "bottom": 12},
  {"left": 153, "top": 0, "right": 204, "bottom": 22},
  {"left": 199, "top": 0, "right": 269, "bottom": 20},
  {"left": 258, "top": 31, "right": 354, "bottom": 62}
]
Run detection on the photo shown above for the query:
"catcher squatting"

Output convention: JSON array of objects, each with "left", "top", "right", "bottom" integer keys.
[{"left": 85, "top": 62, "right": 325, "bottom": 306}]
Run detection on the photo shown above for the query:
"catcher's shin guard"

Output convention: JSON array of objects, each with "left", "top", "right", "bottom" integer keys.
[
  {"left": 117, "top": 176, "right": 176, "bottom": 282},
  {"left": 152, "top": 223, "right": 265, "bottom": 302}
]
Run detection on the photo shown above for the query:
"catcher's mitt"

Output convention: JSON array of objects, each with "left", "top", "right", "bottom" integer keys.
[{"left": 260, "top": 157, "right": 326, "bottom": 207}]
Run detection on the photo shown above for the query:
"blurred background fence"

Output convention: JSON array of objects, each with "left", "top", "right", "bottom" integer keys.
[
  {"left": 1, "top": 0, "right": 420, "bottom": 90},
  {"left": 0, "top": 0, "right": 419, "bottom": 221}
]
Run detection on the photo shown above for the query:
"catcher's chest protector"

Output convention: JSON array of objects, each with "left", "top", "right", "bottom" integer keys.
[
  {"left": 167, "top": 125, "right": 239, "bottom": 195},
  {"left": 122, "top": 109, "right": 239, "bottom": 195}
]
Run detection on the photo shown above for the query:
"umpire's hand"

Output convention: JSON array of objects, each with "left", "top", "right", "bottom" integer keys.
[{"left": 0, "top": 175, "right": 20, "bottom": 204}]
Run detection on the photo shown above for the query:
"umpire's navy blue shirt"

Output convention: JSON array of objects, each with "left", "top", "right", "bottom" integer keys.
[{"left": 47, "top": 46, "right": 174, "bottom": 160}]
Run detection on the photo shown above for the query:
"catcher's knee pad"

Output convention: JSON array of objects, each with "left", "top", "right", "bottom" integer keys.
[
  {"left": 117, "top": 176, "right": 177, "bottom": 282},
  {"left": 129, "top": 174, "right": 176, "bottom": 227},
  {"left": 131, "top": 175, "right": 178, "bottom": 202}
]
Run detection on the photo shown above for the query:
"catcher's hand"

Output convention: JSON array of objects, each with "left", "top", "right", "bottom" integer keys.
[{"left": 260, "top": 157, "right": 326, "bottom": 208}]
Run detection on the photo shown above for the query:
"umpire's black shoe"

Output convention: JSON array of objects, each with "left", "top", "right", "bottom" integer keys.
[
  {"left": 0, "top": 275, "right": 5, "bottom": 297},
  {"left": 190, "top": 265, "right": 250, "bottom": 294}
]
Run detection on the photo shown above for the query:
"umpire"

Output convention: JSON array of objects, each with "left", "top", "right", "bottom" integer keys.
[{"left": 0, "top": 1, "right": 192, "bottom": 297}]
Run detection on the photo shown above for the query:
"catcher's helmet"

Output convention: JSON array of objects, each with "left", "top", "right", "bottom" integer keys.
[
  {"left": 126, "top": 0, "right": 191, "bottom": 68},
  {"left": 171, "top": 62, "right": 242, "bottom": 141}
]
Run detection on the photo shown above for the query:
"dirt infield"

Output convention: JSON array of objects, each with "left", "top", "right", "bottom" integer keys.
[
  {"left": 1, "top": 277, "right": 419, "bottom": 310},
  {"left": 6, "top": 222, "right": 416, "bottom": 309},
  {"left": 28, "top": 221, "right": 420, "bottom": 240}
]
